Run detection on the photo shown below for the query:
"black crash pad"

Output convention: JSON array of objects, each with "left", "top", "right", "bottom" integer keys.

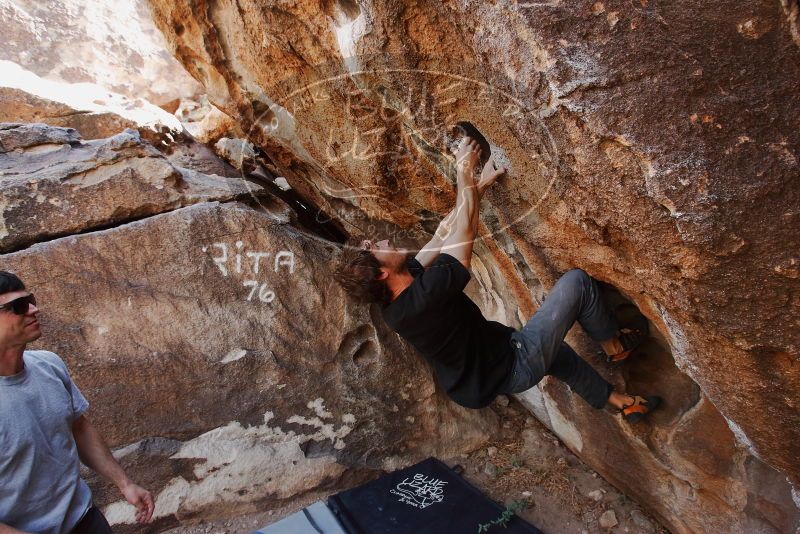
[{"left": 327, "top": 457, "right": 542, "bottom": 534}]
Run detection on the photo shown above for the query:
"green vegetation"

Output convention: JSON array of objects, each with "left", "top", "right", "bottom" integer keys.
[{"left": 477, "top": 499, "right": 530, "bottom": 533}]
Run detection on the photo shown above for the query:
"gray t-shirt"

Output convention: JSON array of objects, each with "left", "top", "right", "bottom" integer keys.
[{"left": 0, "top": 350, "right": 93, "bottom": 533}]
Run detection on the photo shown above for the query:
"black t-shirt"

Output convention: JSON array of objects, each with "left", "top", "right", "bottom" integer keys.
[{"left": 381, "top": 253, "right": 515, "bottom": 409}]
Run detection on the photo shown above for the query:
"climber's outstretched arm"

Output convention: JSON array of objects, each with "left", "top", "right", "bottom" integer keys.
[
  {"left": 414, "top": 207, "right": 458, "bottom": 268},
  {"left": 415, "top": 152, "right": 506, "bottom": 268}
]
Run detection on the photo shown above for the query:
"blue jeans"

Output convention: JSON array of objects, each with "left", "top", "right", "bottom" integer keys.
[{"left": 505, "top": 269, "right": 616, "bottom": 409}]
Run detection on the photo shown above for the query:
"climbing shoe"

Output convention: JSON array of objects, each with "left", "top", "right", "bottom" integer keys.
[
  {"left": 620, "top": 395, "right": 661, "bottom": 423},
  {"left": 607, "top": 305, "right": 649, "bottom": 364}
]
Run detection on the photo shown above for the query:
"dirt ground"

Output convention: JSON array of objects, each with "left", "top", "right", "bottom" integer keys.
[{"left": 166, "top": 396, "right": 667, "bottom": 534}]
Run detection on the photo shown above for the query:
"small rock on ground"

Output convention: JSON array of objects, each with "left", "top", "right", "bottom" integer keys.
[
  {"left": 587, "top": 489, "right": 605, "bottom": 501},
  {"left": 600, "top": 509, "right": 619, "bottom": 529},
  {"left": 484, "top": 462, "right": 498, "bottom": 477}
]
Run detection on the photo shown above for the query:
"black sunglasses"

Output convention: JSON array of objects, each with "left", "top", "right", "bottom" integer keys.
[{"left": 0, "top": 294, "right": 36, "bottom": 315}]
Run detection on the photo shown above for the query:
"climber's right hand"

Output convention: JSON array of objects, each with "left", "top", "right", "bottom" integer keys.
[{"left": 455, "top": 136, "right": 480, "bottom": 176}]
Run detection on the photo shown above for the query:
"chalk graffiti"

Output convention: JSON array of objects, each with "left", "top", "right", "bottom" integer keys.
[
  {"left": 201, "top": 242, "right": 296, "bottom": 303},
  {"left": 202, "top": 242, "right": 295, "bottom": 277},
  {"left": 243, "top": 281, "right": 275, "bottom": 303},
  {"left": 274, "top": 251, "right": 295, "bottom": 274}
]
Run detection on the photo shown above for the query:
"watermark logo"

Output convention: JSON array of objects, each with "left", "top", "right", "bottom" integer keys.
[
  {"left": 390, "top": 472, "right": 448, "bottom": 509},
  {"left": 229, "top": 56, "right": 562, "bottom": 253}
]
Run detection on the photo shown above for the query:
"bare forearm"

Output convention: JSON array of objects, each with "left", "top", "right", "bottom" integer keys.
[
  {"left": 73, "top": 416, "right": 154, "bottom": 523},
  {"left": 72, "top": 416, "right": 130, "bottom": 490},
  {"left": 453, "top": 167, "right": 480, "bottom": 236},
  {"left": 416, "top": 185, "right": 483, "bottom": 266},
  {"left": 440, "top": 169, "right": 479, "bottom": 265},
  {"left": 436, "top": 181, "right": 488, "bottom": 238}
]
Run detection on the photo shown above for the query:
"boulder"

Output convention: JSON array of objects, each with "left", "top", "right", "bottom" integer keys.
[
  {"left": 0, "top": 123, "right": 256, "bottom": 252},
  {"left": 0, "top": 87, "right": 138, "bottom": 140},
  {"left": 146, "top": 0, "right": 800, "bottom": 531},
  {"left": 0, "top": 201, "right": 496, "bottom": 529},
  {"left": 0, "top": 0, "right": 201, "bottom": 106},
  {"left": 0, "top": 86, "right": 246, "bottom": 181}
]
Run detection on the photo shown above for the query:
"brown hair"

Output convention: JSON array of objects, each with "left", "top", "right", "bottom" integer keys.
[{"left": 333, "top": 245, "right": 391, "bottom": 305}]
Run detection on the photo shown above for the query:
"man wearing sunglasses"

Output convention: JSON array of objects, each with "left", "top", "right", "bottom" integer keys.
[{"left": 0, "top": 272, "right": 154, "bottom": 533}]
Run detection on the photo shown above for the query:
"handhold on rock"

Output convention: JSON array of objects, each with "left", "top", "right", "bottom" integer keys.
[{"left": 450, "top": 120, "right": 491, "bottom": 166}]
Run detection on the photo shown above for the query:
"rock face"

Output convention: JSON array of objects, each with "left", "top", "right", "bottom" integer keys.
[
  {"left": 0, "top": 202, "right": 495, "bottom": 529},
  {"left": 0, "top": 87, "right": 247, "bottom": 181},
  {"left": 175, "top": 95, "right": 245, "bottom": 144},
  {"left": 0, "top": 123, "right": 254, "bottom": 253},
  {"left": 0, "top": 0, "right": 201, "bottom": 106},
  {"left": 0, "top": 87, "right": 138, "bottom": 140},
  {"left": 146, "top": 0, "right": 800, "bottom": 532},
  {"left": 0, "top": 118, "right": 496, "bottom": 529}
]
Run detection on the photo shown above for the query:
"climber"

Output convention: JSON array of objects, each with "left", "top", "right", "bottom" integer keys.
[
  {"left": 334, "top": 136, "right": 661, "bottom": 421},
  {"left": 0, "top": 271, "right": 154, "bottom": 533}
]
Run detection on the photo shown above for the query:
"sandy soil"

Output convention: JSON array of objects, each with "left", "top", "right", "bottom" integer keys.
[{"left": 166, "top": 397, "right": 667, "bottom": 534}]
